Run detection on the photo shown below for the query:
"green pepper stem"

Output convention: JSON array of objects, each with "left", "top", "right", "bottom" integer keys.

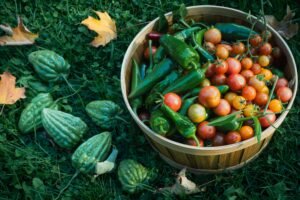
[
  {"left": 264, "top": 76, "right": 278, "bottom": 114},
  {"left": 180, "top": 19, "right": 190, "bottom": 28},
  {"left": 191, "top": 135, "right": 200, "bottom": 147}
]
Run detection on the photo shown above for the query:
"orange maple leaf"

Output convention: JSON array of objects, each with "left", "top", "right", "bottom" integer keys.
[
  {"left": 81, "top": 11, "right": 117, "bottom": 47},
  {"left": 0, "top": 72, "right": 26, "bottom": 105},
  {"left": 0, "top": 16, "right": 38, "bottom": 46}
]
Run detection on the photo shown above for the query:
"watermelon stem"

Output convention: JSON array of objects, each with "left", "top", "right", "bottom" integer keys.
[{"left": 54, "top": 170, "right": 80, "bottom": 200}]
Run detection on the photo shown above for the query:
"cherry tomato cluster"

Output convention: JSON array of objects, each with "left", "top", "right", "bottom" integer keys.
[{"left": 163, "top": 28, "right": 293, "bottom": 147}]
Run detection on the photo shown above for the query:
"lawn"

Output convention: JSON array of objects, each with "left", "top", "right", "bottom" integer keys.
[{"left": 0, "top": 0, "right": 299, "bottom": 199}]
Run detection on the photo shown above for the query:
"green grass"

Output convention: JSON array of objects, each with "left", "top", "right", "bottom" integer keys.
[{"left": 0, "top": 0, "right": 299, "bottom": 199}]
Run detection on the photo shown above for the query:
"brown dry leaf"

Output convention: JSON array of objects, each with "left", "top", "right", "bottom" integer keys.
[
  {"left": 0, "top": 16, "right": 38, "bottom": 46},
  {"left": 81, "top": 11, "right": 117, "bottom": 47},
  {"left": 0, "top": 72, "right": 26, "bottom": 105},
  {"left": 159, "top": 168, "right": 201, "bottom": 195},
  {"left": 265, "top": 5, "right": 299, "bottom": 40}
]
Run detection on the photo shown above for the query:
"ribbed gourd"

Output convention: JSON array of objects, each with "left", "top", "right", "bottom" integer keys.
[
  {"left": 71, "top": 132, "right": 112, "bottom": 174},
  {"left": 28, "top": 50, "right": 70, "bottom": 82},
  {"left": 85, "top": 100, "right": 122, "bottom": 129},
  {"left": 18, "top": 93, "right": 58, "bottom": 134},
  {"left": 118, "top": 159, "right": 154, "bottom": 193},
  {"left": 41, "top": 108, "right": 87, "bottom": 149}
]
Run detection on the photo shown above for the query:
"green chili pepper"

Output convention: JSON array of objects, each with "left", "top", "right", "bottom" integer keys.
[
  {"left": 192, "top": 32, "right": 214, "bottom": 61},
  {"left": 195, "top": 29, "right": 206, "bottom": 46},
  {"left": 174, "top": 27, "right": 201, "bottom": 41},
  {"left": 271, "top": 68, "right": 284, "bottom": 78},
  {"left": 145, "top": 71, "right": 180, "bottom": 107},
  {"left": 160, "top": 34, "right": 200, "bottom": 70},
  {"left": 130, "top": 59, "right": 142, "bottom": 113},
  {"left": 253, "top": 116, "right": 262, "bottom": 143},
  {"left": 153, "top": 46, "right": 166, "bottom": 64},
  {"left": 218, "top": 120, "right": 241, "bottom": 131},
  {"left": 128, "top": 58, "right": 175, "bottom": 99},
  {"left": 161, "top": 104, "right": 200, "bottom": 146},
  {"left": 183, "top": 85, "right": 229, "bottom": 99},
  {"left": 163, "top": 68, "right": 206, "bottom": 95},
  {"left": 215, "top": 23, "right": 258, "bottom": 40},
  {"left": 208, "top": 112, "right": 240, "bottom": 127},
  {"left": 179, "top": 96, "right": 198, "bottom": 115},
  {"left": 150, "top": 110, "right": 171, "bottom": 136}
]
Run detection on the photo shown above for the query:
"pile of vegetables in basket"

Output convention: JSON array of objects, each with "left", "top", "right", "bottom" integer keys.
[{"left": 128, "top": 11, "right": 293, "bottom": 147}]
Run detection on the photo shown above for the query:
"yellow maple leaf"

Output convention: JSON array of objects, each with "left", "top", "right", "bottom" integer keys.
[
  {"left": 0, "top": 16, "right": 38, "bottom": 46},
  {"left": 81, "top": 11, "right": 117, "bottom": 47},
  {"left": 0, "top": 72, "right": 26, "bottom": 105}
]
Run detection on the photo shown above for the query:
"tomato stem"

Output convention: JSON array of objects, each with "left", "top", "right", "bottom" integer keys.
[{"left": 263, "top": 76, "right": 278, "bottom": 114}]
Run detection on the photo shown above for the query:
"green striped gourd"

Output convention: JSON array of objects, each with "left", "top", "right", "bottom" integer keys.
[
  {"left": 18, "top": 93, "right": 58, "bottom": 134},
  {"left": 118, "top": 159, "right": 154, "bottom": 193},
  {"left": 71, "top": 132, "right": 112, "bottom": 174},
  {"left": 28, "top": 50, "right": 70, "bottom": 82},
  {"left": 85, "top": 100, "right": 122, "bottom": 129},
  {"left": 41, "top": 108, "right": 87, "bottom": 149}
]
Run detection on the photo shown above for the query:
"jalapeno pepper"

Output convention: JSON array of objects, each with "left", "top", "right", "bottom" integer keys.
[
  {"left": 130, "top": 59, "right": 142, "bottom": 113},
  {"left": 192, "top": 31, "right": 214, "bottom": 61},
  {"left": 215, "top": 23, "right": 258, "bottom": 40},
  {"left": 161, "top": 104, "right": 200, "bottom": 146},
  {"left": 145, "top": 71, "right": 180, "bottom": 107},
  {"left": 128, "top": 58, "right": 175, "bottom": 99},
  {"left": 160, "top": 34, "right": 200, "bottom": 70},
  {"left": 179, "top": 96, "right": 198, "bottom": 115},
  {"left": 163, "top": 68, "right": 207, "bottom": 95},
  {"left": 174, "top": 27, "right": 201, "bottom": 41}
]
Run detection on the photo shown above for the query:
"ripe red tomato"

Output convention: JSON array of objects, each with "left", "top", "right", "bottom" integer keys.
[
  {"left": 212, "top": 133, "right": 226, "bottom": 146},
  {"left": 164, "top": 93, "right": 182, "bottom": 112},
  {"left": 251, "top": 63, "right": 262, "bottom": 75},
  {"left": 241, "top": 57, "right": 253, "bottom": 69},
  {"left": 275, "top": 78, "right": 288, "bottom": 91},
  {"left": 144, "top": 46, "right": 157, "bottom": 60},
  {"left": 242, "top": 86, "right": 257, "bottom": 101},
  {"left": 186, "top": 137, "right": 204, "bottom": 147},
  {"left": 276, "top": 87, "right": 292, "bottom": 103},
  {"left": 259, "top": 42, "right": 272, "bottom": 55},
  {"left": 259, "top": 109, "right": 276, "bottom": 128},
  {"left": 250, "top": 34, "right": 262, "bottom": 47},
  {"left": 214, "top": 60, "right": 228, "bottom": 74},
  {"left": 213, "top": 99, "right": 231, "bottom": 116},
  {"left": 254, "top": 92, "right": 269, "bottom": 106},
  {"left": 197, "top": 121, "right": 216, "bottom": 140},
  {"left": 205, "top": 63, "right": 215, "bottom": 78},
  {"left": 239, "top": 126, "right": 254, "bottom": 140},
  {"left": 226, "top": 57, "right": 241, "bottom": 74},
  {"left": 204, "top": 28, "right": 222, "bottom": 44},
  {"left": 225, "top": 131, "right": 242, "bottom": 144},
  {"left": 198, "top": 86, "right": 221, "bottom": 108},
  {"left": 216, "top": 45, "right": 229, "bottom": 59},
  {"left": 227, "top": 74, "right": 246, "bottom": 91},
  {"left": 232, "top": 42, "right": 246, "bottom": 55},
  {"left": 240, "top": 69, "right": 254, "bottom": 81},
  {"left": 211, "top": 74, "right": 227, "bottom": 85}
]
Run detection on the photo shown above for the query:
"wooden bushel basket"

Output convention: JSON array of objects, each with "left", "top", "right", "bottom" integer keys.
[{"left": 121, "top": 6, "right": 298, "bottom": 174}]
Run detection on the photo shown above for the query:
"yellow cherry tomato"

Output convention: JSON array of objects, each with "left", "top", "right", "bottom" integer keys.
[
  {"left": 268, "top": 99, "right": 283, "bottom": 113},
  {"left": 200, "top": 78, "right": 211, "bottom": 87},
  {"left": 188, "top": 104, "right": 207, "bottom": 123},
  {"left": 260, "top": 68, "right": 273, "bottom": 81},
  {"left": 232, "top": 96, "right": 247, "bottom": 110},
  {"left": 243, "top": 104, "right": 258, "bottom": 117},
  {"left": 224, "top": 92, "right": 238, "bottom": 106}
]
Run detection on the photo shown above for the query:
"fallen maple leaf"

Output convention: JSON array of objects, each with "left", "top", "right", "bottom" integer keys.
[
  {"left": 0, "top": 16, "right": 38, "bottom": 46},
  {"left": 159, "top": 168, "right": 201, "bottom": 195},
  {"left": 265, "top": 5, "right": 299, "bottom": 40},
  {"left": 0, "top": 72, "right": 26, "bottom": 105},
  {"left": 81, "top": 11, "right": 117, "bottom": 47}
]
